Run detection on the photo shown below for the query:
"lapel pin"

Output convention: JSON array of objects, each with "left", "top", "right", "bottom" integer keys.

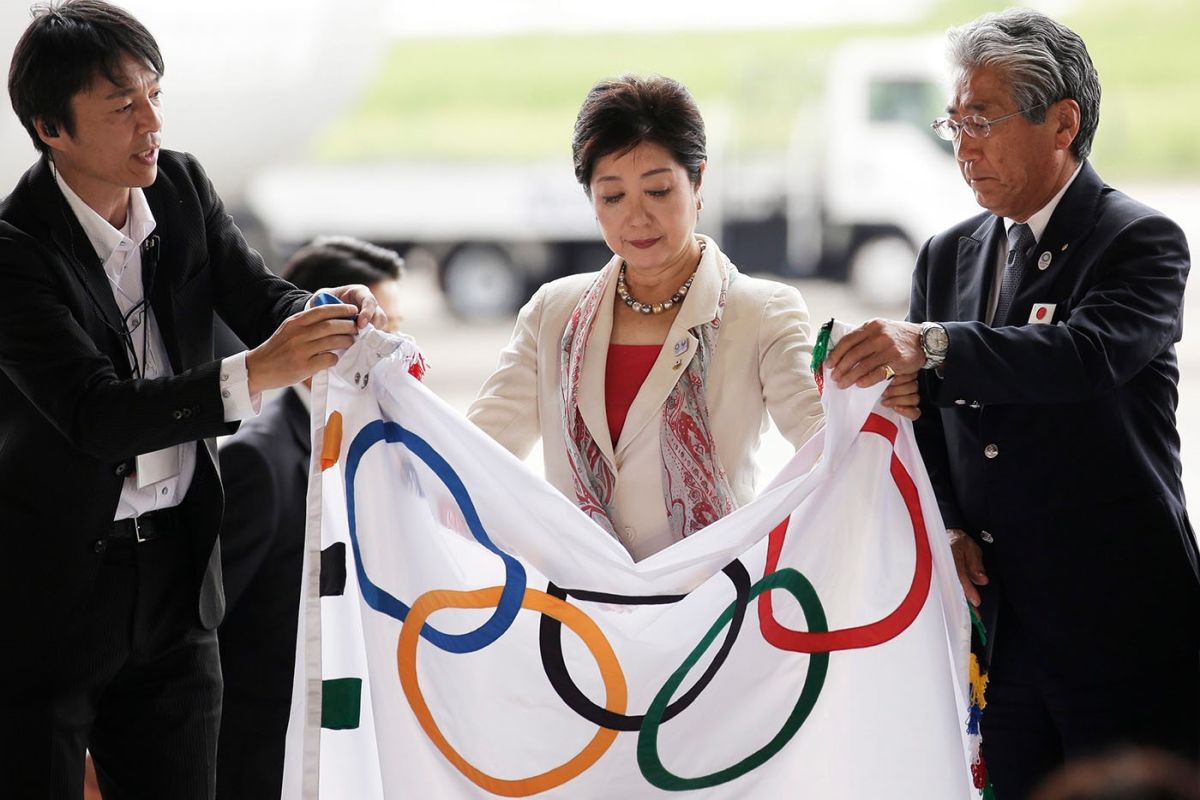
[
  {"left": 673, "top": 339, "right": 688, "bottom": 356},
  {"left": 1028, "top": 303, "right": 1056, "bottom": 325},
  {"left": 1060, "top": 243, "right": 1069, "bottom": 252},
  {"left": 1037, "top": 251, "right": 1052, "bottom": 270},
  {"left": 672, "top": 358, "right": 683, "bottom": 370}
]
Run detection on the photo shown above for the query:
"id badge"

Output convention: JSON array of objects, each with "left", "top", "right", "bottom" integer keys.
[{"left": 136, "top": 446, "right": 181, "bottom": 488}]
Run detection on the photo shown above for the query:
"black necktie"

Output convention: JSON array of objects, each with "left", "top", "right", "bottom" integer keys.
[{"left": 993, "top": 222, "right": 1035, "bottom": 326}]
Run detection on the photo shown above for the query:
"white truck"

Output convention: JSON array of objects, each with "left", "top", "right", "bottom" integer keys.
[
  {"left": 247, "top": 35, "right": 978, "bottom": 317},
  {"left": 0, "top": 12, "right": 974, "bottom": 317}
]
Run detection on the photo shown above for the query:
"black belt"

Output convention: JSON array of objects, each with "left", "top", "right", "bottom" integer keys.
[{"left": 109, "top": 507, "right": 179, "bottom": 544}]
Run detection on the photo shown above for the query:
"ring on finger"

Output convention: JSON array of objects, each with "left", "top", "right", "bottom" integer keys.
[{"left": 882, "top": 364, "right": 896, "bottom": 380}]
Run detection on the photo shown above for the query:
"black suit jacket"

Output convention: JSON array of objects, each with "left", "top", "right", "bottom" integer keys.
[
  {"left": 909, "top": 161, "right": 1200, "bottom": 678},
  {"left": 0, "top": 151, "right": 308, "bottom": 660},
  {"left": 216, "top": 387, "right": 310, "bottom": 798}
]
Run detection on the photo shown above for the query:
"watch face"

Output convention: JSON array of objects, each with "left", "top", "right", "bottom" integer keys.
[{"left": 925, "top": 326, "right": 949, "bottom": 354}]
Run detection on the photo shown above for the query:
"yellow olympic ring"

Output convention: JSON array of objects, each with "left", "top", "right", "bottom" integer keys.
[{"left": 397, "top": 586, "right": 628, "bottom": 797}]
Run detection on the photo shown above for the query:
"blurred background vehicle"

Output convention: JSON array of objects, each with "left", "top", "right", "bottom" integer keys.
[
  {"left": 0, "top": 0, "right": 1193, "bottom": 319},
  {"left": 247, "top": 35, "right": 977, "bottom": 317},
  {"left": 0, "top": 0, "right": 1196, "bottom": 501}
]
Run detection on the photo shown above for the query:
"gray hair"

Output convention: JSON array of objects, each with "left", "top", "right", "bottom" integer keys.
[{"left": 947, "top": 8, "right": 1101, "bottom": 160}]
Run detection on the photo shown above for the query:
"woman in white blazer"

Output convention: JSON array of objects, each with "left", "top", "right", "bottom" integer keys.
[{"left": 468, "top": 75, "right": 919, "bottom": 561}]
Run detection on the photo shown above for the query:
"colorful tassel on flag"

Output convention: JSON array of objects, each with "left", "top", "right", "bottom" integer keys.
[
  {"left": 810, "top": 318, "right": 835, "bottom": 394},
  {"left": 388, "top": 333, "right": 429, "bottom": 381},
  {"left": 966, "top": 604, "right": 995, "bottom": 798},
  {"left": 969, "top": 654, "right": 989, "bottom": 711},
  {"left": 408, "top": 352, "right": 429, "bottom": 381}
]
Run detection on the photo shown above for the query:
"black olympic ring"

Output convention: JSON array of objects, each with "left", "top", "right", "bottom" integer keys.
[{"left": 538, "top": 559, "right": 752, "bottom": 732}]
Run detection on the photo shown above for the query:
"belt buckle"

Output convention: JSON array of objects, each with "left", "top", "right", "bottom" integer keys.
[{"left": 134, "top": 516, "right": 148, "bottom": 543}]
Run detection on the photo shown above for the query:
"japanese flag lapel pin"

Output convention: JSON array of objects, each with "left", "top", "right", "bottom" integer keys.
[{"left": 1029, "top": 303, "right": 1056, "bottom": 325}]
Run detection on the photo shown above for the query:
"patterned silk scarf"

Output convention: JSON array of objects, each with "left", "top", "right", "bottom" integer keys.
[{"left": 559, "top": 245, "right": 737, "bottom": 540}]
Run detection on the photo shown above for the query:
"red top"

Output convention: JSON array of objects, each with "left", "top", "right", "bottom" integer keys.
[{"left": 605, "top": 344, "right": 661, "bottom": 446}]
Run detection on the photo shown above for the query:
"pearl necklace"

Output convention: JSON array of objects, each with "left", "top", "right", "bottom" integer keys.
[{"left": 616, "top": 241, "right": 704, "bottom": 315}]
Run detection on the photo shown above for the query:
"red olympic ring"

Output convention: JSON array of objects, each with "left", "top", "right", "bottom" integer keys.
[{"left": 757, "top": 413, "right": 932, "bottom": 652}]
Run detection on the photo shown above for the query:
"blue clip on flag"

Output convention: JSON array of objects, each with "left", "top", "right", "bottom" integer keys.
[{"left": 314, "top": 291, "right": 358, "bottom": 322}]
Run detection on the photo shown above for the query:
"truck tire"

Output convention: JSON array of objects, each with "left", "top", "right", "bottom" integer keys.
[
  {"left": 441, "top": 245, "right": 524, "bottom": 320},
  {"left": 848, "top": 234, "right": 917, "bottom": 308}
]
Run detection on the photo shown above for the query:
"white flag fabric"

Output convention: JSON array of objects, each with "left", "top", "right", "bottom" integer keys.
[{"left": 283, "top": 329, "right": 975, "bottom": 799}]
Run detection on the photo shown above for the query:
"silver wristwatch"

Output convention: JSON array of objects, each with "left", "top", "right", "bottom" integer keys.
[{"left": 920, "top": 322, "right": 948, "bottom": 370}]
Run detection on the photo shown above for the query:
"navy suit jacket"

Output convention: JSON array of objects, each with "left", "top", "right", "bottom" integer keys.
[
  {"left": 0, "top": 151, "right": 308, "bottom": 665},
  {"left": 908, "top": 161, "right": 1200, "bottom": 677}
]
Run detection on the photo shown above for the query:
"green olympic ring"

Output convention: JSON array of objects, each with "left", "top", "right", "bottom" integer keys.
[{"left": 636, "top": 567, "right": 829, "bottom": 790}]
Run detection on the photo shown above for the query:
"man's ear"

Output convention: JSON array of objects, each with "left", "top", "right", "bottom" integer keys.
[
  {"left": 35, "top": 119, "right": 62, "bottom": 150},
  {"left": 1054, "top": 99, "right": 1081, "bottom": 153}
]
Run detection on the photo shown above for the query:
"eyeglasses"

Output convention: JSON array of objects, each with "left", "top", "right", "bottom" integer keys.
[{"left": 930, "top": 102, "right": 1048, "bottom": 141}]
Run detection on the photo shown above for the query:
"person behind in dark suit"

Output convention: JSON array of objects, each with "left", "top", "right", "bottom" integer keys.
[
  {"left": 216, "top": 237, "right": 404, "bottom": 800},
  {"left": 0, "top": 3, "right": 388, "bottom": 798},
  {"left": 825, "top": 8, "right": 1200, "bottom": 799}
]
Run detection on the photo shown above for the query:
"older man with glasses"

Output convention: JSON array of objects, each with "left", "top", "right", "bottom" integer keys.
[{"left": 827, "top": 9, "right": 1199, "bottom": 799}]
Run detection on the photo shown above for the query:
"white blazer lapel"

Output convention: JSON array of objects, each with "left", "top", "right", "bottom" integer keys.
[
  {"left": 577, "top": 260, "right": 618, "bottom": 469},
  {"left": 614, "top": 236, "right": 724, "bottom": 457}
]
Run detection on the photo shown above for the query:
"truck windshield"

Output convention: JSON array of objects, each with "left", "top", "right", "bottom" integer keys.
[{"left": 869, "top": 79, "right": 953, "bottom": 155}]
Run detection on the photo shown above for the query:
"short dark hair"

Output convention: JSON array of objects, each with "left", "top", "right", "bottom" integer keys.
[
  {"left": 948, "top": 9, "right": 1101, "bottom": 161},
  {"left": 8, "top": 0, "right": 164, "bottom": 155},
  {"left": 281, "top": 236, "right": 404, "bottom": 293},
  {"left": 571, "top": 74, "right": 706, "bottom": 196}
]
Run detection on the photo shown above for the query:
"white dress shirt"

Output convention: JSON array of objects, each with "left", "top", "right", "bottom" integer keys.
[
  {"left": 54, "top": 170, "right": 261, "bottom": 520},
  {"left": 985, "top": 161, "right": 1084, "bottom": 325}
]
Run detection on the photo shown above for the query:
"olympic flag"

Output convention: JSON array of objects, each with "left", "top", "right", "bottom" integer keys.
[{"left": 282, "top": 329, "right": 976, "bottom": 799}]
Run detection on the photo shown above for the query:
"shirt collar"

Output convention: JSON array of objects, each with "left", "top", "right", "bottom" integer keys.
[
  {"left": 1004, "top": 161, "right": 1084, "bottom": 243},
  {"left": 53, "top": 167, "right": 157, "bottom": 263}
]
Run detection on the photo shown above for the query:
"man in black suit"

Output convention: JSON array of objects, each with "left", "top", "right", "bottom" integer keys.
[
  {"left": 0, "top": 3, "right": 386, "bottom": 798},
  {"left": 828, "top": 9, "right": 1200, "bottom": 799},
  {"left": 216, "top": 237, "right": 404, "bottom": 800}
]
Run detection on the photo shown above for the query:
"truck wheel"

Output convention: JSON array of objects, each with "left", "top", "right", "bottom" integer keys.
[
  {"left": 848, "top": 235, "right": 917, "bottom": 308},
  {"left": 441, "top": 245, "right": 524, "bottom": 320}
]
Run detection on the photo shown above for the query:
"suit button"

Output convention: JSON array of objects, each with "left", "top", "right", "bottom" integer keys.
[
  {"left": 984, "top": 443, "right": 999, "bottom": 459},
  {"left": 980, "top": 530, "right": 994, "bottom": 543},
  {"left": 172, "top": 409, "right": 183, "bottom": 420},
  {"left": 114, "top": 461, "right": 129, "bottom": 477},
  {"left": 181, "top": 408, "right": 192, "bottom": 419},
  {"left": 93, "top": 538, "right": 107, "bottom": 553},
  {"left": 622, "top": 526, "right": 637, "bottom": 542}
]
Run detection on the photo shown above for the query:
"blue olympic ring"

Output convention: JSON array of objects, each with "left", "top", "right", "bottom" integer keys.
[{"left": 344, "top": 420, "right": 527, "bottom": 653}]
